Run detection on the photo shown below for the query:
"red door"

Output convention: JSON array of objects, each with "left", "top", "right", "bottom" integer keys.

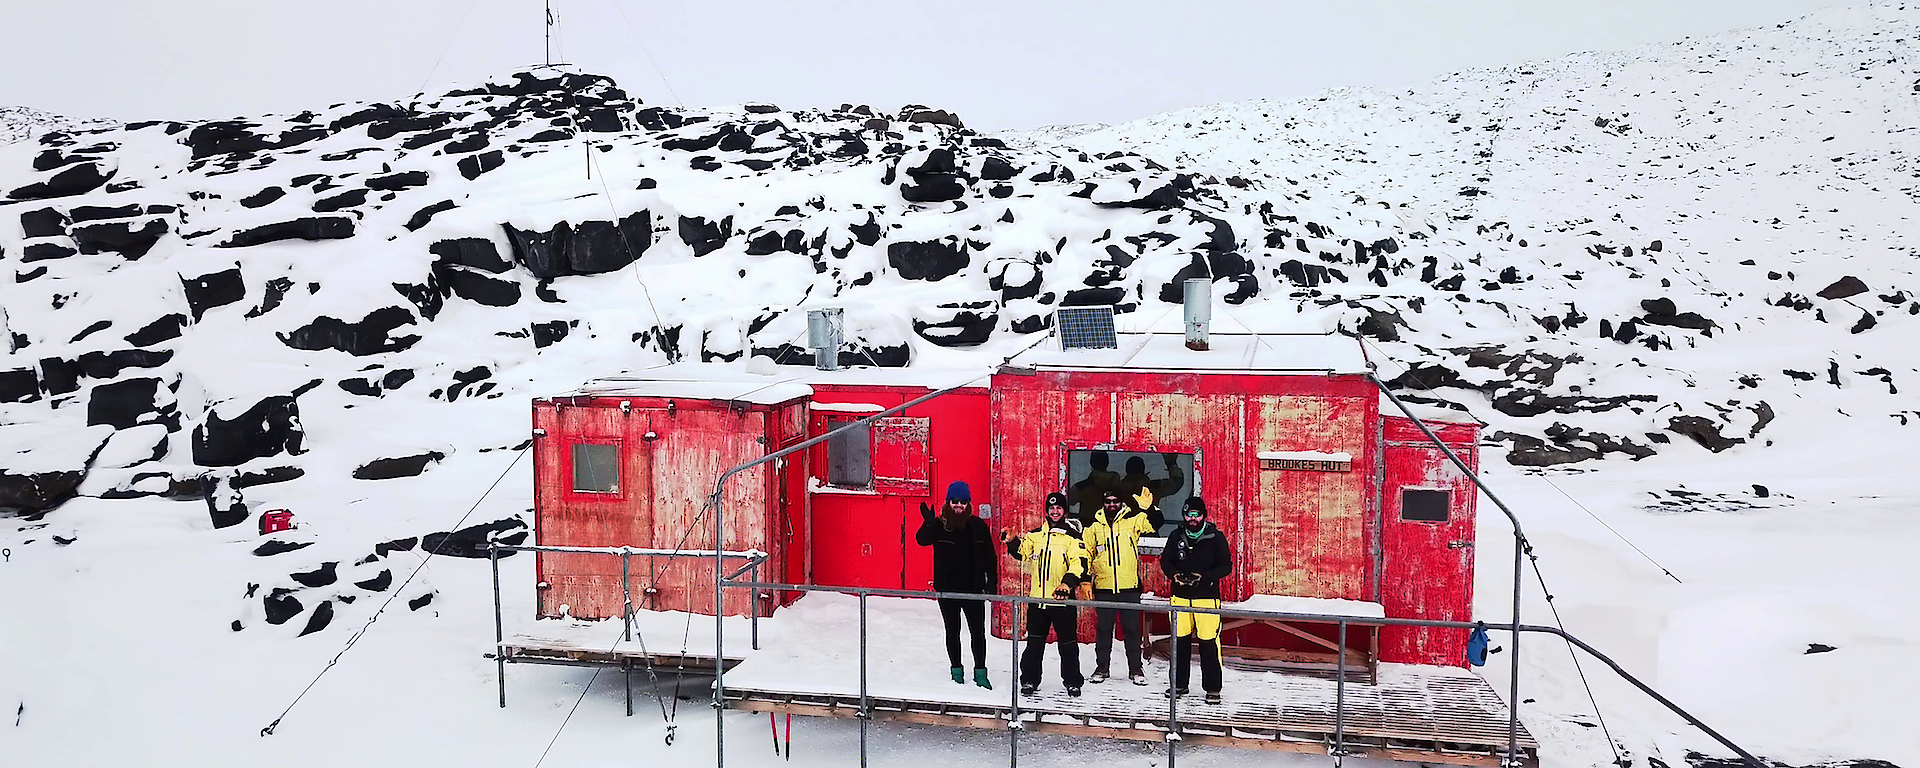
[
  {"left": 812, "top": 503, "right": 906, "bottom": 589},
  {"left": 1379, "top": 436, "right": 1478, "bottom": 667}
]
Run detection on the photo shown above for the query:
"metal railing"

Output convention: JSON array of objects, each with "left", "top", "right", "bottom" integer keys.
[
  {"left": 716, "top": 579, "right": 1765, "bottom": 768},
  {"left": 487, "top": 543, "right": 770, "bottom": 712}
]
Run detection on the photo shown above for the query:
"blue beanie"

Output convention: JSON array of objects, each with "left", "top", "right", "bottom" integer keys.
[{"left": 946, "top": 481, "right": 972, "bottom": 502}]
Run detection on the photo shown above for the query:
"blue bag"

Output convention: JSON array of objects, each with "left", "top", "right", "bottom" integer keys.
[{"left": 1466, "top": 621, "right": 1490, "bottom": 666}]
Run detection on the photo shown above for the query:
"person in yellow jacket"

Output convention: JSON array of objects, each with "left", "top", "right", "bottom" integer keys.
[
  {"left": 1082, "top": 487, "right": 1164, "bottom": 685},
  {"left": 1000, "top": 492, "right": 1089, "bottom": 697}
]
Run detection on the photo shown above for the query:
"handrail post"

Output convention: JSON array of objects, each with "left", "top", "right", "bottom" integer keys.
[
  {"left": 1508, "top": 532, "right": 1524, "bottom": 767},
  {"left": 751, "top": 560, "right": 762, "bottom": 651},
  {"left": 713, "top": 491, "right": 726, "bottom": 768},
  {"left": 491, "top": 542, "right": 505, "bottom": 708},
  {"left": 621, "top": 550, "right": 632, "bottom": 643},
  {"left": 1009, "top": 596, "right": 1022, "bottom": 768},
  {"left": 858, "top": 592, "right": 870, "bottom": 768},
  {"left": 1334, "top": 620, "right": 1348, "bottom": 764},
  {"left": 1166, "top": 605, "right": 1180, "bottom": 768}
]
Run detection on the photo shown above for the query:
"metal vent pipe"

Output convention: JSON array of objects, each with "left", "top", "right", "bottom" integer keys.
[
  {"left": 807, "top": 308, "right": 844, "bottom": 371},
  {"left": 1183, "top": 278, "right": 1211, "bottom": 351}
]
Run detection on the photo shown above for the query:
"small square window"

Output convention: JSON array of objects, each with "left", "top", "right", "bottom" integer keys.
[
  {"left": 826, "top": 418, "right": 871, "bottom": 488},
  {"left": 572, "top": 443, "right": 621, "bottom": 493},
  {"left": 1401, "top": 488, "right": 1450, "bottom": 522}
]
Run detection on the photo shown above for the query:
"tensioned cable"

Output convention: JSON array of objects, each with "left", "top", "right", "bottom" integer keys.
[
  {"left": 604, "top": 0, "right": 685, "bottom": 107},
  {"left": 1540, "top": 476, "right": 1682, "bottom": 584},
  {"left": 530, "top": 497, "right": 722, "bottom": 764},
  {"left": 1360, "top": 335, "right": 1627, "bottom": 766},
  {"left": 413, "top": 0, "right": 486, "bottom": 101},
  {"left": 1356, "top": 335, "right": 1681, "bottom": 582},
  {"left": 542, "top": 68, "right": 676, "bottom": 361},
  {"left": 262, "top": 445, "right": 530, "bottom": 736}
]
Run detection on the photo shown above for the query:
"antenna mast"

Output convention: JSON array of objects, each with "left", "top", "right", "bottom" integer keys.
[{"left": 544, "top": 0, "right": 553, "bottom": 66}]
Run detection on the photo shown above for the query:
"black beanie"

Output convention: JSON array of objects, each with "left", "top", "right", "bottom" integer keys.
[
  {"left": 1182, "top": 496, "right": 1208, "bottom": 516},
  {"left": 1045, "top": 492, "right": 1069, "bottom": 509}
]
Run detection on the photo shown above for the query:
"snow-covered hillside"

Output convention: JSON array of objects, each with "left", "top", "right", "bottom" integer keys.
[{"left": 3, "top": 2, "right": 1917, "bottom": 767}]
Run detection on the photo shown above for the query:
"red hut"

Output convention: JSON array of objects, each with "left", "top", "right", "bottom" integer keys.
[
  {"left": 530, "top": 366, "right": 994, "bottom": 619},
  {"left": 530, "top": 374, "right": 811, "bottom": 620},
  {"left": 991, "top": 332, "right": 1480, "bottom": 669},
  {"left": 528, "top": 332, "right": 1481, "bottom": 669}
]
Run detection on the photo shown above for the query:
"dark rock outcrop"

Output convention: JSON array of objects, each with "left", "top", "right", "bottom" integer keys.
[
  {"left": 219, "top": 216, "right": 355, "bottom": 248},
  {"left": 182, "top": 267, "right": 246, "bottom": 321},
  {"left": 1667, "top": 416, "right": 1744, "bottom": 452},
  {"left": 192, "top": 395, "right": 306, "bottom": 467},
  {"left": 420, "top": 517, "right": 528, "bottom": 558},
  {"left": 86, "top": 377, "right": 163, "bottom": 429},
  {"left": 352, "top": 451, "right": 446, "bottom": 480},
  {"left": 1816, "top": 276, "right": 1868, "bottom": 300},
  {"left": 278, "top": 307, "right": 420, "bottom": 355},
  {"left": 888, "top": 238, "right": 969, "bottom": 281}
]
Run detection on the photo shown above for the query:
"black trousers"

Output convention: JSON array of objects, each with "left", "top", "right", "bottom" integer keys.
[
  {"left": 1092, "top": 588, "right": 1144, "bottom": 674},
  {"left": 937, "top": 597, "right": 987, "bottom": 669},
  {"left": 1019, "top": 604, "right": 1084, "bottom": 688},
  {"left": 1173, "top": 635, "right": 1223, "bottom": 694}
]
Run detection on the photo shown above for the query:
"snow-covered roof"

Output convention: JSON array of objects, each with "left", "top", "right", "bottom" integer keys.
[
  {"left": 551, "top": 361, "right": 993, "bottom": 404},
  {"left": 1009, "top": 332, "right": 1371, "bottom": 374},
  {"left": 1377, "top": 393, "right": 1484, "bottom": 426}
]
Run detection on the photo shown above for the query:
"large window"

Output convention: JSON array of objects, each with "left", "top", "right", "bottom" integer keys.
[
  {"left": 1400, "top": 488, "right": 1451, "bottom": 522},
  {"left": 825, "top": 417, "right": 871, "bottom": 488},
  {"left": 572, "top": 443, "right": 621, "bottom": 493},
  {"left": 1066, "top": 449, "right": 1195, "bottom": 536}
]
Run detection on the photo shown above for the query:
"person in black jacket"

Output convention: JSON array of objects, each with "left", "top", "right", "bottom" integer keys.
[
  {"left": 1158, "top": 496, "right": 1233, "bottom": 704},
  {"left": 915, "top": 480, "right": 998, "bottom": 688}
]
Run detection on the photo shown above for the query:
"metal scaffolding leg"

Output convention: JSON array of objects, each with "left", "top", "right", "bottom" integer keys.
[
  {"left": 1009, "top": 599, "right": 1022, "bottom": 768},
  {"left": 1167, "top": 606, "right": 1180, "bottom": 768},
  {"left": 1334, "top": 621, "right": 1348, "bottom": 765},
  {"left": 1508, "top": 534, "right": 1524, "bottom": 767},
  {"left": 491, "top": 544, "right": 505, "bottom": 709},
  {"left": 858, "top": 592, "right": 870, "bottom": 768}
]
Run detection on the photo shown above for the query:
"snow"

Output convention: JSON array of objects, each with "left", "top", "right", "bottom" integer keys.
[
  {"left": 0, "top": 422, "right": 112, "bottom": 473},
  {"left": 807, "top": 401, "right": 885, "bottom": 413},
  {"left": 1012, "top": 332, "right": 1371, "bottom": 374}
]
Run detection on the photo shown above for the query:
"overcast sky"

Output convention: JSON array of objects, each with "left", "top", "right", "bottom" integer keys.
[{"left": 0, "top": 0, "right": 1847, "bottom": 130}]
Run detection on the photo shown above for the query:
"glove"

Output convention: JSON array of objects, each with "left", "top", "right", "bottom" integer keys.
[
  {"left": 1052, "top": 585, "right": 1073, "bottom": 599},
  {"left": 1074, "top": 582, "right": 1094, "bottom": 601},
  {"left": 920, "top": 502, "right": 935, "bottom": 521},
  {"left": 1133, "top": 487, "right": 1155, "bottom": 512},
  {"left": 1174, "top": 572, "right": 1200, "bottom": 587},
  {"left": 998, "top": 529, "right": 1016, "bottom": 544}
]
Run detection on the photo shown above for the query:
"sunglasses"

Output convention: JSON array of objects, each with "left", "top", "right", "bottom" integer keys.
[{"left": 1183, "top": 510, "right": 1204, "bottom": 518}]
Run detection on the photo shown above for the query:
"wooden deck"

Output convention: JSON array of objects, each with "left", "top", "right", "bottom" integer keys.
[
  {"left": 497, "top": 641, "right": 740, "bottom": 671},
  {"left": 722, "top": 665, "right": 1536, "bottom": 767}
]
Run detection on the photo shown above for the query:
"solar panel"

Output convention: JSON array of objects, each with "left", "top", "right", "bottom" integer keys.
[{"left": 1055, "top": 306, "right": 1118, "bottom": 350}]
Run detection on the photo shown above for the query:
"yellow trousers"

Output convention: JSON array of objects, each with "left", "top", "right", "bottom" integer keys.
[{"left": 1171, "top": 596, "right": 1221, "bottom": 641}]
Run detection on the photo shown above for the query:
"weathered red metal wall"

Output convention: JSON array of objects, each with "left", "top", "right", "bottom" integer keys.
[
  {"left": 533, "top": 396, "right": 791, "bottom": 620},
  {"left": 805, "top": 386, "right": 991, "bottom": 591},
  {"left": 987, "top": 371, "right": 1380, "bottom": 643},
  {"left": 1378, "top": 415, "right": 1481, "bottom": 667}
]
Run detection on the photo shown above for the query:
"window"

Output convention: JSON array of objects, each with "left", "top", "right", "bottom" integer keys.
[
  {"left": 572, "top": 443, "right": 621, "bottom": 493},
  {"left": 826, "top": 418, "right": 871, "bottom": 488},
  {"left": 1066, "top": 449, "right": 1195, "bottom": 536},
  {"left": 871, "top": 417, "right": 931, "bottom": 495},
  {"left": 1401, "top": 488, "right": 1450, "bottom": 522}
]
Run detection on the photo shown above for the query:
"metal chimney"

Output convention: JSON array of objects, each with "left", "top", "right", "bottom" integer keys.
[
  {"left": 807, "top": 308, "right": 844, "bottom": 371},
  {"left": 1183, "top": 278, "right": 1211, "bottom": 351}
]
